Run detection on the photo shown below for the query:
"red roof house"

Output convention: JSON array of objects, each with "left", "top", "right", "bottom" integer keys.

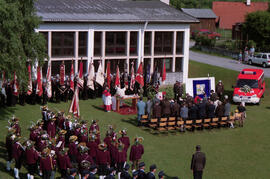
[{"left": 212, "top": 1, "right": 269, "bottom": 29}]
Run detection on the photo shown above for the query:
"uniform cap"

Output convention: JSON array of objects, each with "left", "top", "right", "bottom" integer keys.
[
  {"left": 123, "top": 163, "right": 130, "bottom": 170},
  {"left": 158, "top": 171, "right": 164, "bottom": 178},
  {"left": 150, "top": 164, "right": 157, "bottom": 171},
  {"left": 133, "top": 171, "right": 139, "bottom": 177},
  {"left": 138, "top": 162, "right": 145, "bottom": 168}
]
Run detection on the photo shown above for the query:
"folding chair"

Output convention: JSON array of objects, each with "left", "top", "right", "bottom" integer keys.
[
  {"left": 167, "top": 121, "right": 176, "bottom": 130},
  {"left": 219, "top": 117, "right": 229, "bottom": 127},
  {"left": 193, "top": 119, "right": 203, "bottom": 130},
  {"left": 210, "top": 117, "right": 219, "bottom": 128},
  {"left": 157, "top": 118, "right": 168, "bottom": 131},
  {"left": 202, "top": 118, "right": 211, "bottom": 129},
  {"left": 149, "top": 118, "right": 158, "bottom": 129},
  {"left": 168, "top": 117, "right": 176, "bottom": 122},
  {"left": 176, "top": 120, "right": 184, "bottom": 131},
  {"left": 185, "top": 119, "right": 193, "bottom": 131},
  {"left": 140, "top": 115, "right": 149, "bottom": 126}
]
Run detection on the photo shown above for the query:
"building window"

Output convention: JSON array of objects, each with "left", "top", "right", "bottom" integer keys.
[
  {"left": 154, "top": 58, "right": 172, "bottom": 73},
  {"left": 154, "top": 32, "right": 173, "bottom": 55},
  {"left": 130, "top": 32, "right": 138, "bottom": 56},
  {"left": 52, "top": 32, "right": 74, "bottom": 57},
  {"left": 94, "top": 32, "right": 102, "bottom": 57},
  {"left": 39, "top": 32, "right": 48, "bottom": 54},
  {"left": 79, "top": 32, "right": 87, "bottom": 57},
  {"left": 105, "top": 59, "right": 127, "bottom": 74},
  {"left": 144, "top": 32, "right": 151, "bottom": 56},
  {"left": 106, "top": 32, "right": 126, "bottom": 56},
  {"left": 176, "top": 32, "right": 184, "bottom": 54},
  {"left": 175, "top": 57, "right": 183, "bottom": 72}
]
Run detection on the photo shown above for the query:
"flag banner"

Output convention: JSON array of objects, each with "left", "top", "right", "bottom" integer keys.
[
  {"left": 96, "top": 61, "right": 104, "bottom": 86},
  {"left": 135, "top": 62, "right": 144, "bottom": 87},
  {"left": 69, "top": 86, "right": 80, "bottom": 117},
  {"left": 77, "top": 61, "right": 84, "bottom": 88},
  {"left": 106, "top": 61, "right": 111, "bottom": 89},
  {"left": 27, "top": 64, "right": 32, "bottom": 95},
  {"left": 162, "top": 59, "right": 166, "bottom": 82},
  {"left": 36, "top": 66, "right": 43, "bottom": 97},
  {"left": 70, "top": 62, "right": 74, "bottom": 92},
  {"left": 46, "top": 62, "right": 52, "bottom": 98},
  {"left": 130, "top": 63, "right": 135, "bottom": 91},
  {"left": 60, "top": 61, "right": 65, "bottom": 86},
  {"left": 13, "top": 72, "right": 19, "bottom": 96},
  {"left": 146, "top": 63, "right": 151, "bottom": 84},
  {"left": 87, "top": 62, "right": 95, "bottom": 90},
  {"left": 115, "top": 65, "right": 120, "bottom": 87}
]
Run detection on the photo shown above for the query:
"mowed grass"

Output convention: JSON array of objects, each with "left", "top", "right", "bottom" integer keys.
[{"left": 0, "top": 60, "right": 270, "bottom": 178}]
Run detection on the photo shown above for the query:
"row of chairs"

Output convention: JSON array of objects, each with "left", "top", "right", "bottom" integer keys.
[{"left": 140, "top": 114, "right": 238, "bottom": 131}]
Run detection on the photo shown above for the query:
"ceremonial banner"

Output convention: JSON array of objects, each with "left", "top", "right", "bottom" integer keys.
[
  {"left": 106, "top": 61, "right": 111, "bottom": 89},
  {"left": 146, "top": 63, "right": 151, "bottom": 84},
  {"left": 13, "top": 72, "right": 19, "bottom": 96},
  {"left": 115, "top": 65, "right": 120, "bottom": 87},
  {"left": 69, "top": 86, "right": 80, "bottom": 117},
  {"left": 130, "top": 63, "right": 135, "bottom": 91},
  {"left": 87, "top": 62, "right": 95, "bottom": 90},
  {"left": 96, "top": 62, "right": 104, "bottom": 86},
  {"left": 36, "top": 66, "right": 43, "bottom": 97},
  {"left": 60, "top": 61, "right": 65, "bottom": 86},
  {"left": 135, "top": 62, "right": 144, "bottom": 87},
  {"left": 27, "top": 64, "right": 32, "bottom": 95},
  {"left": 70, "top": 62, "right": 74, "bottom": 92},
  {"left": 77, "top": 61, "right": 84, "bottom": 88},
  {"left": 46, "top": 62, "right": 52, "bottom": 98},
  {"left": 162, "top": 59, "right": 166, "bottom": 82}
]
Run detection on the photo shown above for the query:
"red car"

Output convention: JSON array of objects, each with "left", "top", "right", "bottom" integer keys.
[{"left": 192, "top": 29, "right": 221, "bottom": 40}]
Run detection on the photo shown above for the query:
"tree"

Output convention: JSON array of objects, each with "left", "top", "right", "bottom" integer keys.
[
  {"left": 243, "top": 11, "right": 270, "bottom": 52},
  {"left": 0, "top": 0, "right": 47, "bottom": 87}
]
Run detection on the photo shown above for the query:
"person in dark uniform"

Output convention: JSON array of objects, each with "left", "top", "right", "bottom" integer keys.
[
  {"left": 42, "top": 79, "right": 48, "bottom": 105},
  {"left": 146, "top": 164, "right": 157, "bottom": 179},
  {"left": 57, "top": 148, "right": 72, "bottom": 178},
  {"left": 19, "top": 85, "right": 26, "bottom": 106},
  {"left": 137, "top": 162, "right": 146, "bottom": 179},
  {"left": 216, "top": 80, "right": 224, "bottom": 99},
  {"left": 67, "top": 168, "right": 77, "bottom": 179},
  {"left": 190, "top": 145, "right": 206, "bottom": 179},
  {"left": 152, "top": 102, "right": 161, "bottom": 120},
  {"left": 133, "top": 170, "right": 139, "bottom": 179},
  {"left": 161, "top": 97, "right": 171, "bottom": 118},
  {"left": 198, "top": 99, "right": 206, "bottom": 119},
  {"left": 189, "top": 103, "right": 198, "bottom": 120},
  {"left": 206, "top": 101, "right": 215, "bottom": 119},
  {"left": 129, "top": 138, "right": 144, "bottom": 170},
  {"left": 105, "top": 167, "right": 116, "bottom": 179},
  {"left": 25, "top": 140, "right": 40, "bottom": 179},
  {"left": 158, "top": 171, "right": 164, "bottom": 179},
  {"left": 55, "top": 75, "right": 61, "bottom": 103},
  {"left": 88, "top": 164, "right": 98, "bottom": 179},
  {"left": 6, "top": 81, "right": 12, "bottom": 106},
  {"left": 120, "top": 163, "right": 131, "bottom": 179},
  {"left": 171, "top": 100, "right": 180, "bottom": 118}
]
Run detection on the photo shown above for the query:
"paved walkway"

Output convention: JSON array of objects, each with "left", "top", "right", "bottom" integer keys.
[{"left": 189, "top": 43, "right": 270, "bottom": 77}]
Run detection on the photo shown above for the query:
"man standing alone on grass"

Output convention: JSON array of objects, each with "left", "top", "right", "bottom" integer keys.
[{"left": 191, "top": 145, "right": 206, "bottom": 179}]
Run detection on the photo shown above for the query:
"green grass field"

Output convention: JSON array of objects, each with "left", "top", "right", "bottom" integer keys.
[{"left": 1, "top": 60, "right": 270, "bottom": 178}]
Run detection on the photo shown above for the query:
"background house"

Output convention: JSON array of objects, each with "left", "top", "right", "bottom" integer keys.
[
  {"left": 181, "top": 8, "right": 217, "bottom": 32},
  {"left": 213, "top": 0, "right": 269, "bottom": 29}
]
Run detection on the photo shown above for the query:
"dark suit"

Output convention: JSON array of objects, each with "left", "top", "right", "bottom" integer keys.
[
  {"left": 146, "top": 172, "right": 155, "bottom": 179},
  {"left": 105, "top": 174, "right": 115, "bottom": 179},
  {"left": 138, "top": 169, "right": 146, "bottom": 179},
  {"left": 152, "top": 104, "right": 161, "bottom": 118},
  {"left": 88, "top": 172, "right": 96, "bottom": 179},
  {"left": 198, "top": 102, "right": 206, "bottom": 119},
  {"left": 161, "top": 99, "right": 171, "bottom": 117},
  {"left": 191, "top": 151, "right": 206, "bottom": 179},
  {"left": 206, "top": 104, "right": 215, "bottom": 118},
  {"left": 120, "top": 171, "right": 131, "bottom": 179}
]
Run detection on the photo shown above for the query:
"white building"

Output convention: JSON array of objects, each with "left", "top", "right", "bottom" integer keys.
[{"left": 35, "top": 0, "right": 198, "bottom": 84}]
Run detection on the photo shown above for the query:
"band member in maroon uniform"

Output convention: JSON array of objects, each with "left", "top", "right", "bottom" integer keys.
[
  {"left": 40, "top": 148, "right": 56, "bottom": 179},
  {"left": 96, "top": 143, "right": 111, "bottom": 177},
  {"left": 57, "top": 148, "right": 72, "bottom": 178},
  {"left": 12, "top": 117, "right": 21, "bottom": 136},
  {"left": 68, "top": 135, "right": 78, "bottom": 164},
  {"left": 25, "top": 140, "right": 40, "bottom": 179},
  {"left": 12, "top": 136, "right": 24, "bottom": 179},
  {"left": 89, "top": 120, "right": 100, "bottom": 144},
  {"left": 87, "top": 135, "right": 98, "bottom": 163},
  {"left": 5, "top": 128, "right": 16, "bottom": 171},
  {"left": 56, "top": 130, "right": 66, "bottom": 150},
  {"left": 47, "top": 117, "right": 56, "bottom": 138},
  {"left": 118, "top": 129, "right": 130, "bottom": 154},
  {"left": 116, "top": 142, "right": 126, "bottom": 174},
  {"left": 129, "top": 137, "right": 144, "bottom": 170}
]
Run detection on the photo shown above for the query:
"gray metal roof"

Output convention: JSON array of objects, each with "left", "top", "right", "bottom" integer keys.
[
  {"left": 35, "top": 0, "right": 198, "bottom": 23},
  {"left": 181, "top": 8, "right": 217, "bottom": 19}
]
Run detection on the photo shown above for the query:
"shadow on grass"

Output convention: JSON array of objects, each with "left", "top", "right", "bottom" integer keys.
[
  {"left": 92, "top": 105, "right": 105, "bottom": 112},
  {"left": 164, "top": 174, "right": 180, "bottom": 179},
  {"left": 0, "top": 107, "right": 16, "bottom": 121}
]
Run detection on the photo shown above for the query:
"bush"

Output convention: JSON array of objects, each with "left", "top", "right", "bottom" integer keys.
[
  {"left": 195, "top": 35, "right": 216, "bottom": 47},
  {"left": 159, "top": 86, "right": 174, "bottom": 99}
]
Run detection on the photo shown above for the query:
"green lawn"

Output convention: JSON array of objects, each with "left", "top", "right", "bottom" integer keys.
[{"left": 1, "top": 60, "right": 270, "bottom": 178}]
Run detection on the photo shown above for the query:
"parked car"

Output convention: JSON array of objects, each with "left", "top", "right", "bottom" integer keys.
[
  {"left": 248, "top": 53, "right": 270, "bottom": 68},
  {"left": 232, "top": 69, "right": 265, "bottom": 104},
  {"left": 192, "top": 29, "right": 221, "bottom": 40}
]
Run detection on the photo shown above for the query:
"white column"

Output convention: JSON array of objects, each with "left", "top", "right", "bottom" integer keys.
[
  {"left": 87, "top": 29, "right": 94, "bottom": 72},
  {"left": 137, "top": 30, "right": 142, "bottom": 69},
  {"left": 75, "top": 31, "right": 79, "bottom": 73},
  {"left": 150, "top": 31, "right": 155, "bottom": 73},
  {"left": 101, "top": 31, "right": 106, "bottom": 72},
  {"left": 172, "top": 31, "right": 177, "bottom": 72},
  {"left": 48, "top": 31, "right": 52, "bottom": 60},
  {"left": 126, "top": 31, "right": 130, "bottom": 74},
  {"left": 183, "top": 28, "right": 190, "bottom": 84}
]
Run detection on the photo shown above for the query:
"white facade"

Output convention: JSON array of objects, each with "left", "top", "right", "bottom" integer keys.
[{"left": 37, "top": 22, "right": 191, "bottom": 84}]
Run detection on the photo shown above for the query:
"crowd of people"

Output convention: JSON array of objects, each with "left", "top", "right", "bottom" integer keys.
[{"left": 5, "top": 105, "right": 170, "bottom": 179}]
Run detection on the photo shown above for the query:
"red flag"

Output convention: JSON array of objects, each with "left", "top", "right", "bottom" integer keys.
[
  {"left": 162, "top": 59, "right": 166, "bottom": 82},
  {"left": 77, "top": 61, "right": 84, "bottom": 88},
  {"left": 115, "top": 65, "right": 120, "bottom": 87},
  {"left": 60, "top": 61, "right": 65, "bottom": 86},
  {"left": 70, "top": 62, "right": 74, "bottom": 92},
  {"left": 106, "top": 61, "right": 111, "bottom": 89},
  {"left": 69, "top": 86, "right": 80, "bottom": 117},
  {"left": 13, "top": 72, "right": 19, "bottom": 96},
  {"left": 27, "top": 64, "right": 32, "bottom": 95},
  {"left": 135, "top": 62, "right": 144, "bottom": 87},
  {"left": 130, "top": 63, "right": 135, "bottom": 91},
  {"left": 36, "top": 66, "right": 43, "bottom": 97},
  {"left": 46, "top": 62, "right": 52, "bottom": 98}
]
